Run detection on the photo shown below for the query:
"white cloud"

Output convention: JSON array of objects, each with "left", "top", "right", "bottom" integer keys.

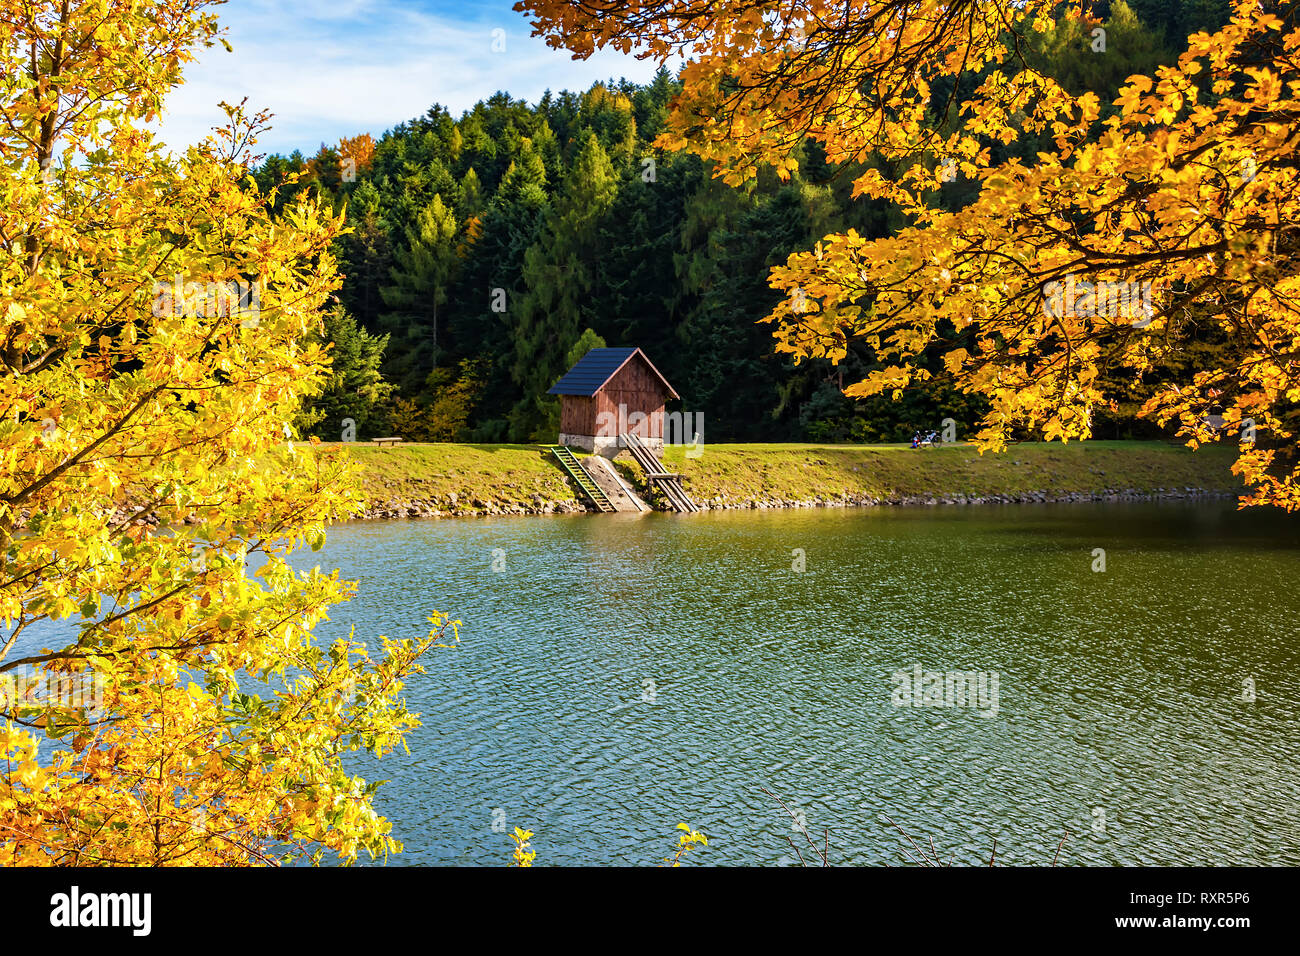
[{"left": 157, "top": 0, "right": 668, "bottom": 157}]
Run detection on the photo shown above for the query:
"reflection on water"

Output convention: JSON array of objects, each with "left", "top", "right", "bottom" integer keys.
[{"left": 290, "top": 502, "right": 1300, "bottom": 866}]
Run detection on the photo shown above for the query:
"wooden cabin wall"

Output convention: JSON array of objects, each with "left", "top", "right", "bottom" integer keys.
[
  {"left": 559, "top": 395, "right": 597, "bottom": 436},
  {"left": 596, "top": 357, "right": 667, "bottom": 438}
]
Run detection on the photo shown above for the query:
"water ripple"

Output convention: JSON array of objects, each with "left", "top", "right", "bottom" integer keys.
[{"left": 293, "top": 502, "right": 1300, "bottom": 866}]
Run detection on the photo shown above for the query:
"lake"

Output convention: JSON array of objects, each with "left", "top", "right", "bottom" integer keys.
[{"left": 296, "top": 501, "right": 1300, "bottom": 866}]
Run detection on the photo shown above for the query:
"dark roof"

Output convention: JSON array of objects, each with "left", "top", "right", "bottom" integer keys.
[{"left": 547, "top": 347, "right": 679, "bottom": 399}]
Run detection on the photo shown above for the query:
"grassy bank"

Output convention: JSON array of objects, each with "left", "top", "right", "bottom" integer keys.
[
  {"left": 323, "top": 442, "right": 583, "bottom": 517},
  {"left": 327, "top": 440, "right": 1244, "bottom": 518},
  {"left": 657, "top": 440, "right": 1242, "bottom": 506}
]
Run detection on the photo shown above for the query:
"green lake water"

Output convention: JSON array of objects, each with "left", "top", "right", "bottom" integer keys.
[{"left": 299, "top": 501, "right": 1300, "bottom": 866}]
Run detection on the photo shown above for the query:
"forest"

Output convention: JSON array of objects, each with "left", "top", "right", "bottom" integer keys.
[{"left": 257, "top": 0, "right": 1237, "bottom": 445}]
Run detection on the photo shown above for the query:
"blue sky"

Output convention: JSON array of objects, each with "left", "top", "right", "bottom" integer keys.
[{"left": 160, "top": 0, "right": 668, "bottom": 157}]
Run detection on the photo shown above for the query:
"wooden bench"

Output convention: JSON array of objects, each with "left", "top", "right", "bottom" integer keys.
[{"left": 371, "top": 436, "right": 403, "bottom": 448}]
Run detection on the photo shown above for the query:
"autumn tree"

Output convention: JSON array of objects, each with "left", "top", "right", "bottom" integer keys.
[
  {"left": 425, "top": 358, "right": 487, "bottom": 441},
  {"left": 0, "top": 0, "right": 449, "bottom": 865},
  {"left": 518, "top": 0, "right": 1300, "bottom": 508},
  {"left": 338, "top": 133, "right": 376, "bottom": 184}
]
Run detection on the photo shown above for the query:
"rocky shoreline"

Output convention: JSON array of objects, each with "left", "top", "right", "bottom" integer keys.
[
  {"left": 13, "top": 484, "right": 1234, "bottom": 529},
  {"left": 349, "top": 485, "right": 1239, "bottom": 520},
  {"left": 354, "top": 492, "right": 589, "bottom": 520}
]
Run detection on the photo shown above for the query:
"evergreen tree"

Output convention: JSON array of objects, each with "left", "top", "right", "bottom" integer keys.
[
  {"left": 379, "top": 194, "right": 457, "bottom": 389},
  {"left": 449, "top": 139, "right": 550, "bottom": 440},
  {"left": 673, "top": 183, "right": 813, "bottom": 440},
  {"left": 508, "top": 131, "right": 618, "bottom": 440},
  {"left": 1028, "top": 2, "right": 1173, "bottom": 103},
  {"left": 297, "top": 306, "right": 395, "bottom": 440},
  {"left": 338, "top": 179, "right": 391, "bottom": 331},
  {"left": 575, "top": 84, "right": 638, "bottom": 170},
  {"left": 589, "top": 150, "right": 701, "bottom": 351},
  {"left": 460, "top": 167, "right": 484, "bottom": 219}
]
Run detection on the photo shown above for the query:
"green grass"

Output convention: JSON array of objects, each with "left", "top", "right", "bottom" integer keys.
[
  {"left": 658, "top": 440, "right": 1243, "bottom": 503},
  {"left": 318, "top": 442, "right": 581, "bottom": 509},
  {"left": 326, "top": 439, "right": 1243, "bottom": 511}
]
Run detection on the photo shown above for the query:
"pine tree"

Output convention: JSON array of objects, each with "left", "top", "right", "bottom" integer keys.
[
  {"left": 338, "top": 180, "right": 391, "bottom": 330},
  {"left": 460, "top": 167, "right": 484, "bottom": 219},
  {"left": 297, "top": 307, "right": 395, "bottom": 439},
  {"left": 508, "top": 131, "right": 618, "bottom": 440},
  {"left": 379, "top": 194, "right": 457, "bottom": 389},
  {"left": 448, "top": 139, "right": 550, "bottom": 439},
  {"left": 591, "top": 151, "right": 701, "bottom": 351}
]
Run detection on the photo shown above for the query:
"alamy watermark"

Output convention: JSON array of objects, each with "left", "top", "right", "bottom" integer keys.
[
  {"left": 50, "top": 886, "right": 150, "bottom": 936},
  {"left": 0, "top": 665, "right": 104, "bottom": 714},
  {"left": 890, "top": 666, "right": 1000, "bottom": 718},
  {"left": 595, "top": 402, "right": 705, "bottom": 458},
  {"left": 1043, "top": 275, "right": 1155, "bottom": 327},
  {"left": 152, "top": 274, "right": 261, "bottom": 327}
]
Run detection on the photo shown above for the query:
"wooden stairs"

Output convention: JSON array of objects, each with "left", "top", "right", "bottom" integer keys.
[
  {"left": 546, "top": 445, "right": 615, "bottom": 512},
  {"left": 620, "top": 432, "right": 699, "bottom": 513}
]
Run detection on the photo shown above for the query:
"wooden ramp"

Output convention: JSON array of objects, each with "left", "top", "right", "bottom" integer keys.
[
  {"left": 581, "top": 454, "right": 647, "bottom": 512},
  {"left": 546, "top": 446, "right": 615, "bottom": 512},
  {"left": 620, "top": 432, "right": 699, "bottom": 513}
]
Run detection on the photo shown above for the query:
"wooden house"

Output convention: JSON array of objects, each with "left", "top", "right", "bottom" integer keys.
[{"left": 548, "top": 347, "right": 678, "bottom": 457}]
